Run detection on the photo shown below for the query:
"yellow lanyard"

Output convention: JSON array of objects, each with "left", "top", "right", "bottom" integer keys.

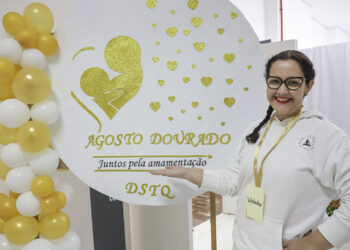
[{"left": 253, "top": 108, "right": 304, "bottom": 187}]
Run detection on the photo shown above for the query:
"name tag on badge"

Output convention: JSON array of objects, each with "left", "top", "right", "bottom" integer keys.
[{"left": 246, "top": 184, "right": 265, "bottom": 224}]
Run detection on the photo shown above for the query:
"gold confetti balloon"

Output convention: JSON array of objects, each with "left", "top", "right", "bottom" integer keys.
[
  {"left": 12, "top": 68, "right": 51, "bottom": 104},
  {"left": 2, "top": 12, "right": 25, "bottom": 36},
  {"left": 16, "top": 28, "right": 38, "bottom": 48},
  {"left": 23, "top": 3, "right": 54, "bottom": 34},
  {"left": 0, "top": 124, "right": 18, "bottom": 145},
  {"left": 0, "top": 58, "right": 16, "bottom": 84},
  {"left": 39, "top": 211, "right": 70, "bottom": 239},
  {"left": 4, "top": 215, "right": 39, "bottom": 245},
  {"left": 31, "top": 175, "right": 55, "bottom": 198},
  {"left": 17, "top": 121, "right": 51, "bottom": 153},
  {"left": 0, "top": 196, "right": 19, "bottom": 221},
  {"left": 37, "top": 33, "right": 58, "bottom": 55}
]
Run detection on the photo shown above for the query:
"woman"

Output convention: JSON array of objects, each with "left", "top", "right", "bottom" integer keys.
[{"left": 150, "top": 50, "right": 350, "bottom": 250}]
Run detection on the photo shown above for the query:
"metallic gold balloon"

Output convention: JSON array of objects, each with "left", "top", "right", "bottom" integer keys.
[
  {"left": 40, "top": 195, "right": 58, "bottom": 214},
  {"left": 31, "top": 175, "right": 55, "bottom": 198},
  {"left": 0, "top": 58, "right": 16, "bottom": 84},
  {"left": 2, "top": 12, "right": 25, "bottom": 36},
  {"left": 17, "top": 121, "right": 51, "bottom": 153},
  {"left": 16, "top": 29, "right": 38, "bottom": 48},
  {"left": 0, "top": 81, "right": 14, "bottom": 100},
  {"left": 39, "top": 211, "right": 70, "bottom": 239},
  {"left": 4, "top": 215, "right": 39, "bottom": 245},
  {"left": 23, "top": 3, "right": 54, "bottom": 34},
  {"left": 0, "top": 197, "right": 19, "bottom": 221},
  {"left": 12, "top": 68, "right": 51, "bottom": 104},
  {"left": 9, "top": 191, "right": 20, "bottom": 199},
  {"left": 0, "top": 217, "right": 5, "bottom": 233},
  {"left": 37, "top": 33, "right": 58, "bottom": 55},
  {"left": 54, "top": 191, "right": 66, "bottom": 210},
  {"left": 0, "top": 159, "right": 11, "bottom": 180},
  {"left": 0, "top": 124, "right": 17, "bottom": 145}
]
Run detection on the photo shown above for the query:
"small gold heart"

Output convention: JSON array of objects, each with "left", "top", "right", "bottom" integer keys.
[
  {"left": 146, "top": 0, "right": 158, "bottom": 9},
  {"left": 158, "top": 80, "right": 165, "bottom": 86},
  {"left": 150, "top": 102, "right": 161, "bottom": 112},
  {"left": 167, "top": 61, "right": 178, "bottom": 71},
  {"left": 213, "top": 14, "right": 219, "bottom": 18},
  {"left": 155, "top": 41, "right": 160, "bottom": 46},
  {"left": 192, "top": 64, "right": 197, "bottom": 69},
  {"left": 247, "top": 65, "right": 252, "bottom": 69},
  {"left": 201, "top": 76, "right": 212, "bottom": 87},
  {"left": 170, "top": 10, "right": 176, "bottom": 15},
  {"left": 193, "top": 42, "right": 205, "bottom": 52},
  {"left": 221, "top": 122, "right": 226, "bottom": 126},
  {"left": 223, "top": 53, "right": 235, "bottom": 63},
  {"left": 197, "top": 116, "right": 202, "bottom": 120},
  {"left": 238, "top": 38, "right": 243, "bottom": 43},
  {"left": 191, "top": 17, "right": 203, "bottom": 28},
  {"left": 168, "top": 116, "right": 173, "bottom": 121},
  {"left": 183, "top": 29, "right": 191, "bottom": 36},
  {"left": 209, "top": 106, "right": 214, "bottom": 111},
  {"left": 168, "top": 96, "right": 175, "bottom": 102},
  {"left": 152, "top": 57, "right": 159, "bottom": 63},
  {"left": 187, "top": 0, "right": 199, "bottom": 10},
  {"left": 191, "top": 101, "right": 199, "bottom": 108},
  {"left": 183, "top": 77, "right": 190, "bottom": 83},
  {"left": 152, "top": 23, "right": 157, "bottom": 28},
  {"left": 224, "top": 97, "right": 236, "bottom": 108},
  {"left": 226, "top": 78, "right": 233, "bottom": 85},
  {"left": 230, "top": 12, "right": 238, "bottom": 19},
  {"left": 244, "top": 87, "right": 249, "bottom": 92},
  {"left": 181, "top": 109, "right": 186, "bottom": 114},
  {"left": 166, "top": 27, "right": 178, "bottom": 37},
  {"left": 176, "top": 49, "right": 181, "bottom": 53},
  {"left": 209, "top": 57, "right": 214, "bottom": 62},
  {"left": 217, "top": 28, "right": 225, "bottom": 35}
]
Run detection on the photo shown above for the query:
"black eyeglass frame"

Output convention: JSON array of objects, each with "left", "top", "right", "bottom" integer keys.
[{"left": 266, "top": 76, "right": 305, "bottom": 91}]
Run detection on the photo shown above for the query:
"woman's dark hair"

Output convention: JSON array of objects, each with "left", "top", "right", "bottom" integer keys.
[{"left": 246, "top": 50, "right": 316, "bottom": 144}]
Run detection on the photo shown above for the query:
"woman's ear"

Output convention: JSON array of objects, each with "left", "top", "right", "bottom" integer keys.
[{"left": 305, "top": 79, "right": 315, "bottom": 96}]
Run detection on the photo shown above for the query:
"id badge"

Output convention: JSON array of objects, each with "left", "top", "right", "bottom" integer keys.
[{"left": 246, "top": 184, "right": 265, "bottom": 224}]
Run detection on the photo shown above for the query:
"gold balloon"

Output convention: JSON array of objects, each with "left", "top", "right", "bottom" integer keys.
[
  {"left": 0, "top": 193, "right": 7, "bottom": 201},
  {"left": 0, "top": 159, "right": 11, "bottom": 180},
  {"left": 39, "top": 211, "right": 70, "bottom": 239},
  {"left": 40, "top": 195, "right": 58, "bottom": 214},
  {"left": 17, "top": 121, "right": 51, "bottom": 153},
  {"left": 2, "top": 12, "right": 25, "bottom": 36},
  {"left": 0, "top": 197, "right": 19, "bottom": 221},
  {"left": 5, "top": 215, "right": 39, "bottom": 245},
  {"left": 9, "top": 191, "right": 20, "bottom": 199},
  {"left": 0, "top": 124, "right": 17, "bottom": 145},
  {"left": 23, "top": 3, "right": 54, "bottom": 34},
  {"left": 0, "top": 58, "right": 16, "bottom": 84},
  {"left": 12, "top": 68, "right": 51, "bottom": 104},
  {"left": 0, "top": 81, "right": 14, "bottom": 100},
  {"left": 16, "top": 28, "right": 38, "bottom": 48},
  {"left": 31, "top": 175, "right": 55, "bottom": 198},
  {"left": 54, "top": 191, "right": 66, "bottom": 210},
  {"left": 0, "top": 217, "right": 5, "bottom": 233},
  {"left": 37, "top": 33, "right": 58, "bottom": 55}
]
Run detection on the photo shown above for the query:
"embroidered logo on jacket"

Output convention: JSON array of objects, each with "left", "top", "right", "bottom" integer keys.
[{"left": 299, "top": 136, "right": 315, "bottom": 150}]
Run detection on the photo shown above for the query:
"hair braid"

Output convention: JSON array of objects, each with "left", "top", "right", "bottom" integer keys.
[{"left": 246, "top": 106, "right": 273, "bottom": 143}]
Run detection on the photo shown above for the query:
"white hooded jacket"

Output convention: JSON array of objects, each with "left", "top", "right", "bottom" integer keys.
[{"left": 201, "top": 110, "right": 350, "bottom": 250}]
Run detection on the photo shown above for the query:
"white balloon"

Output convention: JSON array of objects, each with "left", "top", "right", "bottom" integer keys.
[
  {"left": 5, "top": 167, "right": 35, "bottom": 194},
  {"left": 29, "top": 148, "right": 59, "bottom": 176},
  {"left": 22, "top": 238, "right": 54, "bottom": 250},
  {"left": 0, "top": 143, "right": 28, "bottom": 168},
  {"left": 50, "top": 230, "right": 81, "bottom": 250},
  {"left": 55, "top": 181, "right": 73, "bottom": 205},
  {"left": 0, "top": 99, "right": 30, "bottom": 128},
  {"left": 31, "top": 100, "right": 59, "bottom": 125},
  {"left": 20, "top": 49, "right": 47, "bottom": 70},
  {"left": 0, "top": 234, "right": 12, "bottom": 250},
  {"left": 0, "top": 38, "right": 22, "bottom": 63},
  {"left": 0, "top": 144, "right": 4, "bottom": 154},
  {"left": 16, "top": 191, "right": 41, "bottom": 216},
  {"left": 0, "top": 179, "right": 10, "bottom": 196}
]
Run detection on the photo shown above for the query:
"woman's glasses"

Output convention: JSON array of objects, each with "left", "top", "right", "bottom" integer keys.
[{"left": 266, "top": 76, "right": 304, "bottom": 90}]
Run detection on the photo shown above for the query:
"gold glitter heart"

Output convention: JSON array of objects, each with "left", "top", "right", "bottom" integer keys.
[
  {"left": 158, "top": 80, "right": 165, "bottom": 86},
  {"left": 183, "top": 77, "right": 190, "bottom": 83},
  {"left": 217, "top": 28, "right": 225, "bottom": 35},
  {"left": 230, "top": 12, "right": 238, "bottom": 19},
  {"left": 201, "top": 77, "right": 212, "bottom": 87},
  {"left": 176, "top": 49, "right": 181, "bottom": 53},
  {"left": 152, "top": 23, "right": 157, "bottom": 28},
  {"left": 209, "top": 57, "right": 214, "bottom": 62},
  {"left": 168, "top": 116, "right": 173, "bottom": 121},
  {"left": 193, "top": 42, "right": 205, "bottom": 52},
  {"left": 221, "top": 122, "right": 226, "bottom": 126},
  {"left": 197, "top": 116, "right": 202, "bottom": 120},
  {"left": 223, "top": 53, "right": 235, "bottom": 63},
  {"left": 238, "top": 38, "right": 243, "bottom": 43},
  {"left": 150, "top": 102, "right": 161, "bottom": 112},
  {"left": 146, "top": 0, "right": 158, "bottom": 9},
  {"left": 226, "top": 78, "right": 233, "bottom": 85},
  {"left": 155, "top": 41, "right": 160, "bottom": 46},
  {"left": 187, "top": 0, "right": 199, "bottom": 10},
  {"left": 224, "top": 97, "right": 236, "bottom": 108},
  {"left": 166, "top": 27, "right": 178, "bottom": 37},
  {"left": 209, "top": 106, "right": 214, "bottom": 111},
  {"left": 213, "top": 14, "right": 219, "bottom": 18},
  {"left": 191, "top": 101, "right": 199, "bottom": 108},
  {"left": 152, "top": 57, "right": 159, "bottom": 63},
  {"left": 247, "top": 65, "right": 252, "bottom": 69},
  {"left": 191, "top": 17, "right": 203, "bottom": 28},
  {"left": 244, "top": 87, "right": 249, "bottom": 92},
  {"left": 192, "top": 64, "right": 197, "bottom": 69},
  {"left": 167, "top": 61, "right": 178, "bottom": 71},
  {"left": 181, "top": 109, "right": 186, "bottom": 114},
  {"left": 183, "top": 29, "right": 191, "bottom": 36},
  {"left": 170, "top": 10, "right": 176, "bottom": 15},
  {"left": 168, "top": 96, "right": 175, "bottom": 102}
]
